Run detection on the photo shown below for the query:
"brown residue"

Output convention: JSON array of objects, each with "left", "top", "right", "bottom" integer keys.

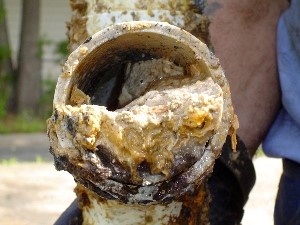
[
  {"left": 174, "top": 183, "right": 210, "bottom": 225},
  {"left": 67, "top": 0, "right": 89, "bottom": 51},
  {"left": 75, "top": 184, "right": 93, "bottom": 209},
  {"left": 70, "top": 86, "right": 91, "bottom": 106}
]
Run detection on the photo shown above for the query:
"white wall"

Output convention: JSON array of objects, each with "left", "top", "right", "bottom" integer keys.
[{"left": 4, "top": 0, "right": 72, "bottom": 80}]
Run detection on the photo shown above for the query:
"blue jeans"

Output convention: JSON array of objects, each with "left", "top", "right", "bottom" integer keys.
[{"left": 274, "top": 159, "right": 300, "bottom": 225}]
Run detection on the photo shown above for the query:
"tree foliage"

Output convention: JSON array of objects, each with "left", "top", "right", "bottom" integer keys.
[
  {"left": 0, "top": 0, "right": 14, "bottom": 116},
  {"left": 0, "top": 0, "right": 42, "bottom": 115}
]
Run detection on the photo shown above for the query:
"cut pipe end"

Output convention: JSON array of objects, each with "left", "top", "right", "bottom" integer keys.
[{"left": 47, "top": 21, "right": 237, "bottom": 204}]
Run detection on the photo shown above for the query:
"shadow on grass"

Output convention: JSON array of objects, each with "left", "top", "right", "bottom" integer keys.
[{"left": 0, "top": 114, "right": 47, "bottom": 134}]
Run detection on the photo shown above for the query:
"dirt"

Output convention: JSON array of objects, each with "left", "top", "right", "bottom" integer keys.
[
  {"left": 0, "top": 133, "right": 283, "bottom": 225},
  {"left": 0, "top": 163, "right": 76, "bottom": 225},
  {"left": 242, "top": 156, "right": 282, "bottom": 225}
]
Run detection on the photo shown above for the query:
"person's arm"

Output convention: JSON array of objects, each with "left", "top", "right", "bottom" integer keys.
[{"left": 206, "top": 0, "right": 289, "bottom": 156}]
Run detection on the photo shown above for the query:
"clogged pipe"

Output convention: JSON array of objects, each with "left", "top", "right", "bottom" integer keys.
[
  {"left": 48, "top": 21, "right": 237, "bottom": 225},
  {"left": 48, "top": 0, "right": 238, "bottom": 224}
]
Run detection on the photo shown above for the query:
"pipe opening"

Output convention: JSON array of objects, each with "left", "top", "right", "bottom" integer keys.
[
  {"left": 69, "top": 32, "right": 212, "bottom": 110},
  {"left": 48, "top": 22, "right": 236, "bottom": 203}
]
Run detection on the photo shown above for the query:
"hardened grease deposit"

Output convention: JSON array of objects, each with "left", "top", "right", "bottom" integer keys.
[{"left": 48, "top": 21, "right": 238, "bottom": 224}]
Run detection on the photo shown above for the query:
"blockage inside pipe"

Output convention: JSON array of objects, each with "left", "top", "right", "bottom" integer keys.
[
  {"left": 69, "top": 32, "right": 212, "bottom": 110},
  {"left": 48, "top": 22, "right": 236, "bottom": 203}
]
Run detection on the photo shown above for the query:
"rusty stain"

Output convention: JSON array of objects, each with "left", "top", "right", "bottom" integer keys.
[
  {"left": 53, "top": 2, "right": 237, "bottom": 223},
  {"left": 68, "top": 0, "right": 211, "bottom": 49},
  {"left": 67, "top": 0, "right": 89, "bottom": 51}
]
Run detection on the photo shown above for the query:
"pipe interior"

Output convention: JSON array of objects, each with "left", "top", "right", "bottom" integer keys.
[{"left": 70, "top": 31, "right": 211, "bottom": 110}]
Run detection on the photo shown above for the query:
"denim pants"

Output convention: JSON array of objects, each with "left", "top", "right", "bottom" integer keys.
[{"left": 274, "top": 159, "right": 300, "bottom": 225}]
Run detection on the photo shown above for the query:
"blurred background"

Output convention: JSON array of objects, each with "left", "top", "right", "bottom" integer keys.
[
  {"left": 0, "top": 1, "right": 282, "bottom": 225},
  {"left": 0, "top": 0, "right": 70, "bottom": 132},
  {"left": 0, "top": 1, "right": 76, "bottom": 225}
]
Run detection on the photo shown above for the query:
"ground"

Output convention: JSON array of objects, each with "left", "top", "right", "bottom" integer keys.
[
  {"left": 0, "top": 133, "right": 282, "bottom": 225},
  {"left": 0, "top": 163, "right": 76, "bottom": 225}
]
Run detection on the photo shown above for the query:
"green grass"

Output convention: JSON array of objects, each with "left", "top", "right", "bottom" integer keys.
[
  {"left": 0, "top": 155, "right": 46, "bottom": 165},
  {"left": 0, "top": 114, "right": 47, "bottom": 134},
  {"left": 254, "top": 147, "right": 265, "bottom": 158},
  {"left": 35, "top": 155, "right": 45, "bottom": 163},
  {"left": 0, "top": 157, "right": 18, "bottom": 165}
]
